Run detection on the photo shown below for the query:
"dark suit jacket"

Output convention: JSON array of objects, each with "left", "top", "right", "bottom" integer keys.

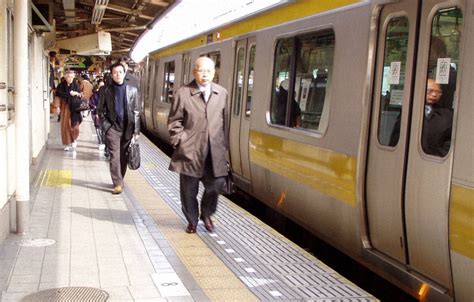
[
  {"left": 98, "top": 83, "right": 140, "bottom": 141},
  {"left": 422, "top": 106, "right": 452, "bottom": 156},
  {"left": 168, "top": 80, "right": 229, "bottom": 178}
]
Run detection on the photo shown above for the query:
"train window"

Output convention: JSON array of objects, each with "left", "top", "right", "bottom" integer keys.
[
  {"left": 270, "top": 39, "right": 294, "bottom": 126},
  {"left": 152, "top": 62, "right": 159, "bottom": 105},
  {"left": 163, "top": 61, "right": 175, "bottom": 103},
  {"left": 421, "top": 7, "right": 462, "bottom": 157},
  {"left": 146, "top": 62, "right": 151, "bottom": 102},
  {"left": 270, "top": 31, "right": 335, "bottom": 132},
  {"left": 377, "top": 17, "right": 409, "bottom": 147},
  {"left": 207, "top": 52, "right": 221, "bottom": 84},
  {"left": 233, "top": 47, "right": 245, "bottom": 116},
  {"left": 245, "top": 45, "right": 256, "bottom": 117},
  {"left": 182, "top": 56, "right": 188, "bottom": 85}
]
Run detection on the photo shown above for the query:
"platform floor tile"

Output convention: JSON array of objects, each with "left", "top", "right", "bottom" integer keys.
[
  {"left": 0, "top": 119, "right": 198, "bottom": 301},
  {"left": 122, "top": 135, "right": 378, "bottom": 301},
  {"left": 125, "top": 169, "right": 259, "bottom": 302},
  {"left": 0, "top": 117, "right": 378, "bottom": 301}
]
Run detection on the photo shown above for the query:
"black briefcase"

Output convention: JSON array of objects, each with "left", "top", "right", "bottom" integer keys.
[
  {"left": 223, "top": 163, "right": 235, "bottom": 195},
  {"left": 127, "top": 141, "right": 141, "bottom": 170}
]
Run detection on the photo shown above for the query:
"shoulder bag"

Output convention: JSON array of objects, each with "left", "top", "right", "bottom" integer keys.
[{"left": 71, "top": 96, "right": 90, "bottom": 112}]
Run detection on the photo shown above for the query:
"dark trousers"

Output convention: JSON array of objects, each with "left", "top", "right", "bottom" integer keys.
[
  {"left": 180, "top": 155, "right": 226, "bottom": 227},
  {"left": 105, "top": 126, "right": 130, "bottom": 187}
]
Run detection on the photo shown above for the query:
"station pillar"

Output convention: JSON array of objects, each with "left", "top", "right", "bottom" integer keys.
[{"left": 14, "top": 0, "right": 30, "bottom": 234}]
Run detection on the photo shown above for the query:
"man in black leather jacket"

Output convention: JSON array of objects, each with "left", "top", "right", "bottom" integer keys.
[{"left": 98, "top": 62, "right": 140, "bottom": 194}]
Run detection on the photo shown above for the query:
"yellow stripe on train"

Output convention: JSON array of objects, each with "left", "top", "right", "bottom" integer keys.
[
  {"left": 450, "top": 184, "right": 474, "bottom": 260},
  {"left": 151, "top": 0, "right": 361, "bottom": 59},
  {"left": 249, "top": 130, "right": 357, "bottom": 207}
]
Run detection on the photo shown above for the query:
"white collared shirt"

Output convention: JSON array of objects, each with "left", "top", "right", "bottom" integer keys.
[{"left": 197, "top": 83, "right": 211, "bottom": 102}]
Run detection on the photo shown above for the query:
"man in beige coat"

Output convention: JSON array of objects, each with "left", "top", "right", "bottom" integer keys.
[{"left": 168, "top": 57, "right": 230, "bottom": 234}]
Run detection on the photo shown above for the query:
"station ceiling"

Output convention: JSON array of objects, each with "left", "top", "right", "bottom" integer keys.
[{"left": 32, "top": 0, "right": 174, "bottom": 60}]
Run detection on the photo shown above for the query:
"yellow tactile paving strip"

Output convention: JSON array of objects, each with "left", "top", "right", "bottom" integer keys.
[
  {"left": 125, "top": 169, "right": 259, "bottom": 302},
  {"left": 37, "top": 169, "right": 72, "bottom": 187}
]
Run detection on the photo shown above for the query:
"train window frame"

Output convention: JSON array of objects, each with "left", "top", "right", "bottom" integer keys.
[
  {"left": 181, "top": 55, "right": 188, "bottom": 85},
  {"left": 232, "top": 45, "right": 246, "bottom": 116},
  {"left": 375, "top": 15, "right": 410, "bottom": 148},
  {"left": 144, "top": 60, "right": 151, "bottom": 109},
  {"left": 181, "top": 53, "right": 192, "bottom": 85},
  {"left": 420, "top": 6, "right": 462, "bottom": 158},
  {"left": 162, "top": 60, "right": 175, "bottom": 103},
  {"left": 151, "top": 61, "right": 159, "bottom": 106},
  {"left": 139, "top": 68, "right": 146, "bottom": 111},
  {"left": 245, "top": 43, "right": 256, "bottom": 118},
  {"left": 268, "top": 29, "right": 335, "bottom": 134}
]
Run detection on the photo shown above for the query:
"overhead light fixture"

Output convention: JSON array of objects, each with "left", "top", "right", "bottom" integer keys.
[{"left": 92, "top": 0, "right": 109, "bottom": 25}]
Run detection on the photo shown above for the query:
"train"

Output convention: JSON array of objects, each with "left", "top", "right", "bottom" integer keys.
[{"left": 135, "top": 1, "right": 473, "bottom": 301}]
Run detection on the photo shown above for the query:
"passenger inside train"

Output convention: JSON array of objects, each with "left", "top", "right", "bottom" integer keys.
[
  {"left": 273, "top": 79, "right": 301, "bottom": 128},
  {"left": 270, "top": 32, "right": 334, "bottom": 132},
  {"left": 421, "top": 78, "right": 452, "bottom": 157}
]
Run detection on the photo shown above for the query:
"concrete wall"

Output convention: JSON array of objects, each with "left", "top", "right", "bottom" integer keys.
[
  {"left": 0, "top": 0, "right": 9, "bottom": 212},
  {"left": 0, "top": 1, "right": 49, "bottom": 244}
]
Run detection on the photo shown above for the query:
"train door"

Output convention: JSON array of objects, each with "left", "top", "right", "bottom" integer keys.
[
  {"left": 405, "top": 1, "right": 463, "bottom": 287},
  {"left": 229, "top": 38, "right": 256, "bottom": 182},
  {"left": 366, "top": 0, "right": 464, "bottom": 287}
]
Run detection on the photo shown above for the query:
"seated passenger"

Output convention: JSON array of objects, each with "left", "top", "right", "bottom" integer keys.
[
  {"left": 274, "top": 79, "right": 301, "bottom": 127},
  {"left": 422, "top": 79, "right": 452, "bottom": 156}
]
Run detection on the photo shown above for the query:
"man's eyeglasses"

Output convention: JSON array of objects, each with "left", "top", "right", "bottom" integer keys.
[
  {"left": 195, "top": 69, "right": 213, "bottom": 74},
  {"left": 427, "top": 88, "right": 442, "bottom": 96}
]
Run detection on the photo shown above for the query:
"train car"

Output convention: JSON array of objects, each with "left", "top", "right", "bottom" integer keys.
[{"left": 137, "top": 0, "right": 473, "bottom": 301}]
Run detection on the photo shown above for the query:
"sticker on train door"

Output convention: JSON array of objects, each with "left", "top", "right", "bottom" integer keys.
[
  {"left": 388, "top": 61, "right": 401, "bottom": 85},
  {"left": 436, "top": 57, "right": 451, "bottom": 84}
]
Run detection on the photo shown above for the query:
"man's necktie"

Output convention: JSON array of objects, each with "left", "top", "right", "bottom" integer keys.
[{"left": 202, "top": 90, "right": 209, "bottom": 102}]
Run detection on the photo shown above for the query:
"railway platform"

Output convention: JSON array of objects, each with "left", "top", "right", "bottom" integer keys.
[{"left": 0, "top": 116, "right": 377, "bottom": 301}]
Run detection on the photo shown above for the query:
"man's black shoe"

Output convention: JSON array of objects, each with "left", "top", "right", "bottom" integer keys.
[
  {"left": 185, "top": 224, "right": 196, "bottom": 234},
  {"left": 202, "top": 216, "right": 214, "bottom": 232}
]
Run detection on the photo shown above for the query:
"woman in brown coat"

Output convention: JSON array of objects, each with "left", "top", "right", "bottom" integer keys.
[{"left": 56, "top": 70, "right": 83, "bottom": 151}]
